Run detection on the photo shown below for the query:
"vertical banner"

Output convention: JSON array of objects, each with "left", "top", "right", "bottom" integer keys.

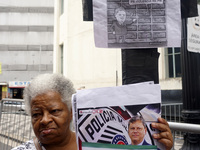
[
  {"left": 0, "top": 62, "right": 2, "bottom": 74},
  {"left": 93, "top": 0, "right": 181, "bottom": 48},
  {"left": 187, "top": 5, "right": 200, "bottom": 53}
]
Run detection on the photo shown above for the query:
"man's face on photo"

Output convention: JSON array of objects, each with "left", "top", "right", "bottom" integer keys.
[
  {"left": 128, "top": 120, "right": 147, "bottom": 145},
  {"left": 115, "top": 10, "right": 126, "bottom": 23}
]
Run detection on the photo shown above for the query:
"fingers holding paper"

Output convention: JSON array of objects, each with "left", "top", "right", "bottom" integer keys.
[{"left": 151, "top": 117, "right": 173, "bottom": 150}]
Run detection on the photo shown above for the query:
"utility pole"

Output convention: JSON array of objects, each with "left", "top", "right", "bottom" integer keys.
[
  {"left": 181, "top": 17, "right": 200, "bottom": 150},
  {"left": 180, "top": 0, "right": 200, "bottom": 149}
]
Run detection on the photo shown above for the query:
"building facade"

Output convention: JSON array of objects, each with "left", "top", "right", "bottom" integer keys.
[
  {"left": 54, "top": 0, "right": 182, "bottom": 103},
  {"left": 0, "top": 0, "right": 54, "bottom": 99},
  {"left": 54, "top": 0, "right": 122, "bottom": 90}
]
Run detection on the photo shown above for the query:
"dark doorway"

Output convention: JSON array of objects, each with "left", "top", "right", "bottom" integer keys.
[{"left": 12, "top": 88, "right": 23, "bottom": 99}]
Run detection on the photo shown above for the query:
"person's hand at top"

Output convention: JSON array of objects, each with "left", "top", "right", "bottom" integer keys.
[{"left": 151, "top": 117, "right": 173, "bottom": 150}]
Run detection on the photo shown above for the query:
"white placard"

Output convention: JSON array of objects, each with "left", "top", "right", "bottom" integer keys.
[
  {"left": 187, "top": 5, "right": 200, "bottom": 53},
  {"left": 93, "top": 0, "right": 181, "bottom": 48},
  {"left": 72, "top": 82, "right": 165, "bottom": 150}
]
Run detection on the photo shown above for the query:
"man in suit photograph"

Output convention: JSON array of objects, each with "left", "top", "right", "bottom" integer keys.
[{"left": 128, "top": 115, "right": 151, "bottom": 145}]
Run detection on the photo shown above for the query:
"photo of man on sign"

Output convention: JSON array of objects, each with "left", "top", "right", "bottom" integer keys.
[
  {"left": 128, "top": 115, "right": 151, "bottom": 146},
  {"left": 127, "top": 114, "right": 161, "bottom": 150}
]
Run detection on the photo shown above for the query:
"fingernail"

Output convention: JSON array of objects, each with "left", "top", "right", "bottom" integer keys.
[
  {"left": 151, "top": 123, "right": 156, "bottom": 127},
  {"left": 153, "top": 134, "right": 158, "bottom": 138}
]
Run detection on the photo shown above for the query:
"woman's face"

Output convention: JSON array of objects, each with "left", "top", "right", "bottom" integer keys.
[{"left": 31, "top": 91, "right": 72, "bottom": 145}]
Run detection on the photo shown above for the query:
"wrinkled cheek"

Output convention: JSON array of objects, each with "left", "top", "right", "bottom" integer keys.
[
  {"left": 32, "top": 122, "right": 40, "bottom": 137},
  {"left": 64, "top": 121, "right": 70, "bottom": 131}
]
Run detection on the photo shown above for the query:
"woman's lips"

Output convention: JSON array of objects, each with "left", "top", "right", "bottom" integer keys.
[{"left": 41, "top": 129, "right": 53, "bottom": 135}]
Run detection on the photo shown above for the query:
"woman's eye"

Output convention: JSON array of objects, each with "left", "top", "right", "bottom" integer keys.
[
  {"left": 51, "top": 109, "right": 61, "bottom": 114},
  {"left": 32, "top": 113, "right": 40, "bottom": 118},
  {"left": 52, "top": 109, "right": 58, "bottom": 113}
]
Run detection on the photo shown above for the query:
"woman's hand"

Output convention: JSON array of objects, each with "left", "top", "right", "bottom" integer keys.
[{"left": 151, "top": 117, "right": 173, "bottom": 150}]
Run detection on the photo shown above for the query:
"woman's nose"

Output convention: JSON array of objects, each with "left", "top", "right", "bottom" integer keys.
[{"left": 40, "top": 112, "right": 52, "bottom": 125}]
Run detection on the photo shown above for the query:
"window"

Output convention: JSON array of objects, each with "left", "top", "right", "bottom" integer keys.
[
  {"left": 60, "top": 0, "right": 64, "bottom": 15},
  {"left": 166, "top": 47, "right": 181, "bottom": 78},
  {"left": 60, "top": 45, "right": 63, "bottom": 74}
]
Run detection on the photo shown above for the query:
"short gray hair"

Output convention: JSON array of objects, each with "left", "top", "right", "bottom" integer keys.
[
  {"left": 24, "top": 73, "right": 76, "bottom": 115},
  {"left": 128, "top": 115, "right": 146, "bottom": 129}
]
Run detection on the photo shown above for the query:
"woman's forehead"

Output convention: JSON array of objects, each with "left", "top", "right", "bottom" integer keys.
[
  {"left": 32, "top": 91, "right": 61, "bottom": 99},
  {"left": 31, "top": 91, "right": 63, "bottom": 106}
]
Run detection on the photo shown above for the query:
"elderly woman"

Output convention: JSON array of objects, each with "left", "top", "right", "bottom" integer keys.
[
  {"left": 12, "top": 73, "right": 77, "bottom": 150},
  {"left": 12, "top": 73, "right": 173, "bottom": 150}
]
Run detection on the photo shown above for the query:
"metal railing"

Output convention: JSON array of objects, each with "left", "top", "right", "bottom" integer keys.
[
  {"left": 169, "top": 122, "right": 200, "bottom": 150},
  {"left": 169, "top": 122, "right": 200, "bottom": 134},
  {"left": 161, "top": 103, "right": 183, "bottom": 123},
  {"left": 161, "top": 103, "right": 184, "bottom": 149},
  {"left": 162, "top": 103, "right": 184, "bottom": 149},
  {"left": 0, "top": 99, "right": 35, "bottom": 150},
  {"left": 162, "top": 103, "right": 200, "bottom": 150}
]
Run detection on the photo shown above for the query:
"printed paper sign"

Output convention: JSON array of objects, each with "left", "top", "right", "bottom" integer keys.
[
  {"left": 187, "top": 5, "right": 200, "bottom": 53},
  {"left": 72, "top": 83, "right": 165, "bottom": 150},
  {"left": 93, "top": 0, "right": 181, "bottom": 48}
]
